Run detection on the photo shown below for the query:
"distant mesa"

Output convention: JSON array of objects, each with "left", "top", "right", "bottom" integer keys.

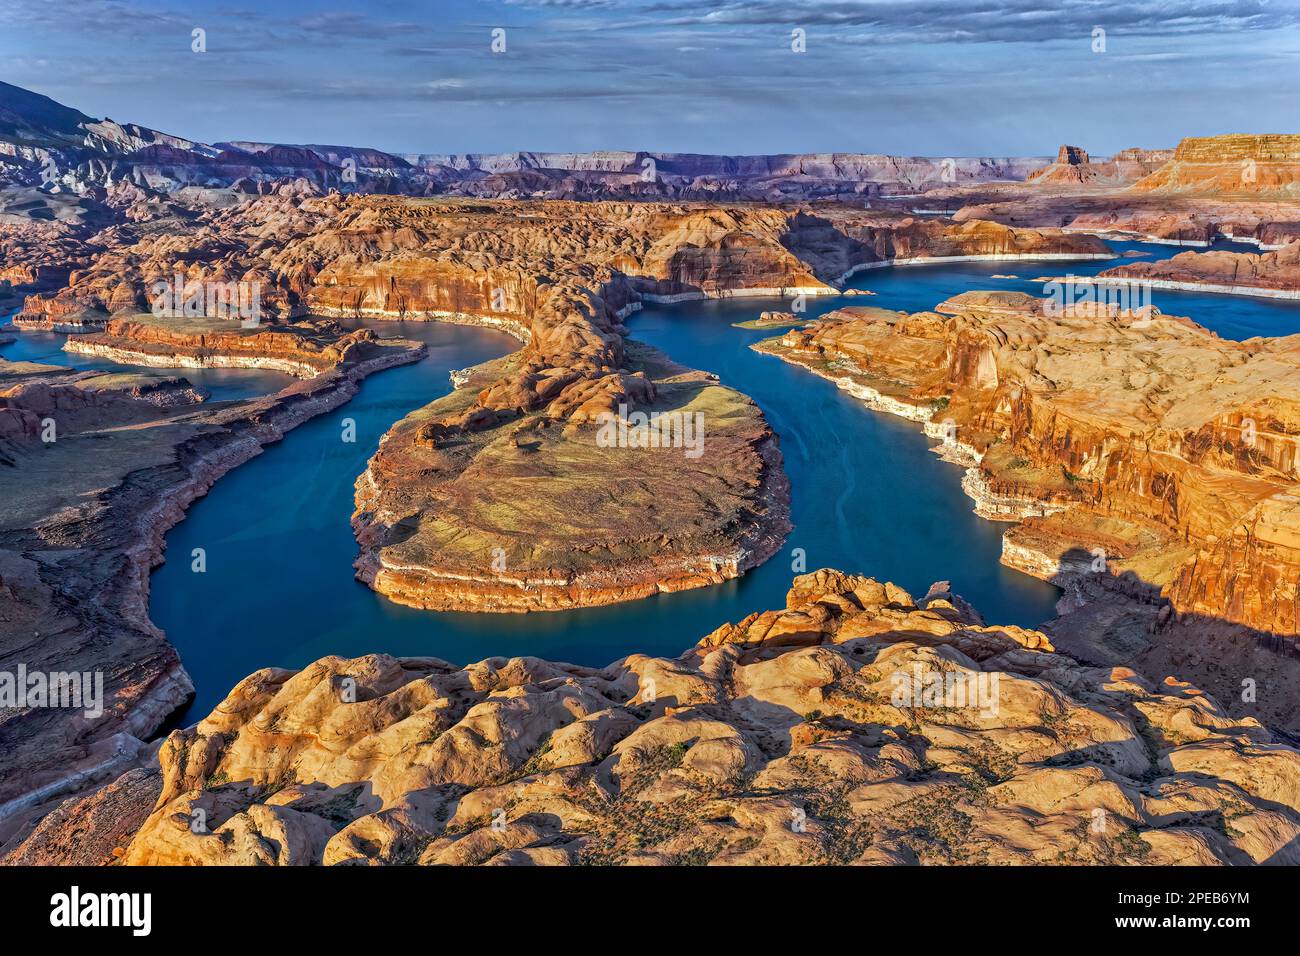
[{"left": 1026, "top": 143, "right": 1172, "bottom": 186}]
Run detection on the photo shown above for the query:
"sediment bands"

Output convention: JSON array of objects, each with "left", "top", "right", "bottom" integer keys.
[
  {"left": 760, "top": 291, "right": 1300, "bottom": 636},
  {"left": 1099, "top": 240, "right": 1300, "bottom": 298},
  {"left": 63, "top": 316, "right": 387, "bottom": 377}
]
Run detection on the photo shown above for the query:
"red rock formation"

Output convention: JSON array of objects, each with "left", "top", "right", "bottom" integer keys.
[
  {"left": 65, "top": 316, "right": 391, "bottom": 377},
  {"left": 758, "top": 291, "right": 1300, "bottom": 637},
  {"left": 81, "top": 570, "right": 1300, "bottom": 866},
  {"left": 1099, "top": 240, "right": 1300, "bottom": 297},
  {"left": 1026, "top": 145, "right": 1171, "bottom": 186},
  {"left": 1133, "top": 134, "right": 1300, "bottom": 195}
]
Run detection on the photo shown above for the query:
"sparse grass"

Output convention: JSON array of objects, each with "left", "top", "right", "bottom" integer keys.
[
  {"left": 1112, "top": 828, "right": 1152, "bottom": 861},
  {"left": 887, "top": 785, "right": 979, "bottom": 864},
  {"left": 954, "top": 741, "right": 1018, "bottom": 798}
]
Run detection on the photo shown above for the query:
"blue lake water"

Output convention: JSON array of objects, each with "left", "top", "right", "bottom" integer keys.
[
  {"left": 842, "top": 238, "right": 1289, "bottom": 341},
  {"left": 7, "top": 238, "right": 1300, "bottom": 722}
]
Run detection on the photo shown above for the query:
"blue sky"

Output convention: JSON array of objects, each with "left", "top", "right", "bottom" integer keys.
[{"left": 3, "top": 0, "right": 1299, "bottom": 156}]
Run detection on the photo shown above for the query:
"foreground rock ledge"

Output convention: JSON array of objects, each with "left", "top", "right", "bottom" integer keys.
[{"left": 107, "top": 570, "right": 1299, "bottom": 866}]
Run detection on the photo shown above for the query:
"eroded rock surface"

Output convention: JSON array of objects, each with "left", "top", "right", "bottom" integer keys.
[
  {"left": 120, "top": 571, "right": 1300, "bottom": 866},
  {"left": 66, "top": 315, "right": 396, "bottom": 378},
  {"left": 355, "top": 342, "right": 790, "bottom": 611},
  {"left": 1100, "top": 241, "right": 1300, "bottom": 298}
]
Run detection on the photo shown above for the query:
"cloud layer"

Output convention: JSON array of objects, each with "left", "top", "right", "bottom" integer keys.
[{"left": 3, "top": 0, "right": 1298, "bottom": 155}]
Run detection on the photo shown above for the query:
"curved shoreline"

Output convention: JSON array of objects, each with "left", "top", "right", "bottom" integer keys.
[
  {"left": 754, "top": 344, "right": 1068, "bottom": 536},
  {"left": 0, "top": 340, "right": 426, "bottom": 827}
]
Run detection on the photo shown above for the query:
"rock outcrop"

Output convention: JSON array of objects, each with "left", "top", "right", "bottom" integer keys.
[
  {"left": 922, "top": 136, "right": 1300, "bottom": 247},
  {"left": 16, "top": 192, "right": 1099, "bottom": 614},
  {"left": 1098, "top": 240, "right": 1300, "bottom": 298},
  {"left": 65, "top": 316, "right": 395, "bottom": 378},
  {"left": 759, "top": 292, "right": 1300, "bottom": 639},
  {"left": 1026, "top": 145, "right": 1172, "bottom": 186},
  {"left": 116, "top": 571, "right": 1300, "bottom": 866}
]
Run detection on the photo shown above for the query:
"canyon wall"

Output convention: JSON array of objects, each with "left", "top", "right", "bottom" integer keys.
[
  {"left": 1132, "top": 134, "right": 1300, "bottom": 196},
  {"left": 761, "top": 292, "right": 1300, "bottom": 638}
]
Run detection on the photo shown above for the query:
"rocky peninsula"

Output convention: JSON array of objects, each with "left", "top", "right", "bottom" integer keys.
[
  {"left": 754, "top": 291, "right": 1300, "bottom": 730},
  {"left": 759, "top": 292, "right": 1300, "bottom": 639}
]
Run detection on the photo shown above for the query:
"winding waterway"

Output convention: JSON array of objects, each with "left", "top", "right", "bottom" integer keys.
[{"left": 4, "top": 238, "right": 1297, "bottom": 722}]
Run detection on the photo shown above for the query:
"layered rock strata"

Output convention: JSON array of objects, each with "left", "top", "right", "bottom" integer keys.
[
  {"left": 1026, "top": 145, "right": 1173, "bottom": 186},
  {"left": 1131, "top": 135, "right": 1300, "bottom": 197},
  {"left": 1098, "top": 240, "right": 1300, "bottom": 299},
  {"left": 64, "top": 316, "right": 391, "bottom": 377}
]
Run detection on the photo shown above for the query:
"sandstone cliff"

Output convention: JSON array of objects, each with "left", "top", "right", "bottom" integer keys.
[
  {"left": 1098, "top": 240, "right": 1300, "bottom": 297},
  {"left": 1132, "top": 135, "right": 1300, "bottom": 197},
  {"left": 65, "top": 316, "right": 394, "bottom": 378},
  {"left": 1026, "top": 145, "right": 1171, "bottom": 186},
  {"left": 760, "top": 292, "right": 1300, "bottom": 638}
]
